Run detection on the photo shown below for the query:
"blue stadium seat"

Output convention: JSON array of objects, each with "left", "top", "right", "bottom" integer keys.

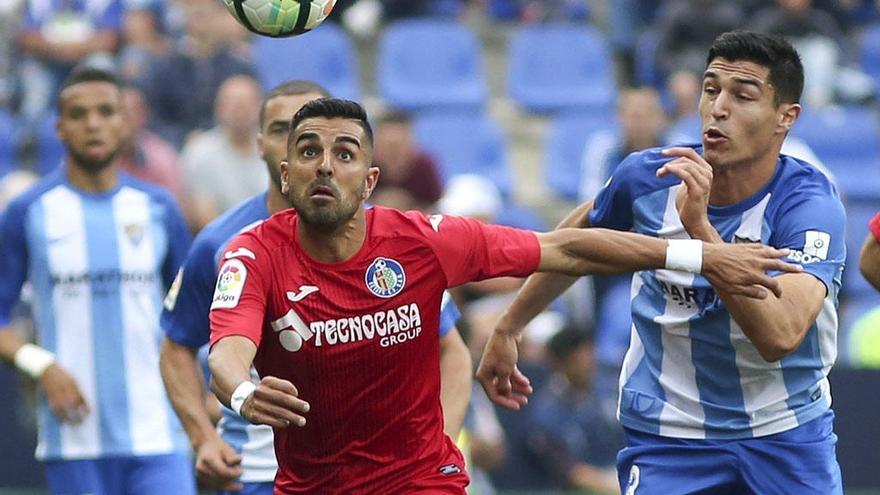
[
  {"left": 0, "top": 110, "right": 16, "bottom": 177},
  {"left": 507, "top": 24, "right": 616, "bottom": 114},
  {"left": 790, "top": 106, "right": 880, "bottom": 201},
  {"left": 543, "top": 112, "right": 618, "bottom": 200},
  {"left": 859, "top": 23, "right": 880, "bottom": 94},
  {"left": 633, "top": 29, "right": 663, "bottom": 89},
  {"left": 413, "top": 112, "right": 512, "bottom": 197},
  {"left": 252, "top": 22, "right": 361, "bottom": 100},
  {"left": 495, "top": 202, "right": 547, "bottom": 231},
  {"left": 377, "top": 20, "right": 488, "bottom": 111}
]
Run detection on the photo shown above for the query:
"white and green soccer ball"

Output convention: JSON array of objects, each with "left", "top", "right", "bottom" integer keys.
[{"left": 223, "top": 0, "right": 337, "bottom": 38}]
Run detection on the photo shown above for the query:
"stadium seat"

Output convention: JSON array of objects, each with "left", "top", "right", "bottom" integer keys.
[
  {"left": 543, "top": 112, "right": 619, "bottom": 200},
  {"left": 252, "top": 22, "right": 361, "bottom": 100},
  {"left": 633, "top": 29, "right": 663, "bottom": 89},
  {"left": 790, "top": 106, "right": 880, "bottom": 201},
  {"left": 377, "top": 20, "right": 488, "bottom": 111},
  {"left": 507, "top": 24, "right": 616, "bottom": 113},
  {"left": 0, "top": 110, "right": 16, "bottom": 177},
  {"left": 494, "top": 202, "right": 547, "bottom": 231},
  {"left": 412, "top": 112, "right": 512, "bottom": 197},
  {"left": 859, "top": 23, "right": 880, "bottom": 94}
]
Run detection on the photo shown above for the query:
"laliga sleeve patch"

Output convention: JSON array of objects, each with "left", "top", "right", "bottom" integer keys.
[
  {"left": 163, "top": 268, "right": 184, "bottom": 311},
  {"left": 211, "top": 259, "right": 248, "bottom": 310},
  {"left": 804, "top": 230, "right": 831, "bottom": 261}
]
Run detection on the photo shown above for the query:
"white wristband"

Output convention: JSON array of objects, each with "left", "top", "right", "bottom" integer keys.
[
  {"left": 230, "top": 381, "right": 257, "bottom": 417},
  {"left": 665, "top": 239, "right": 703, "bottom": 274},
  {"left": 14, "top": 343, "right": 56, "bottom": 379}
]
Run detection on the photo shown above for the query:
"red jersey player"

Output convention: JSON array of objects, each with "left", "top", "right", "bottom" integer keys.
[{"left": 208, "top": 98, "right": 801, "bottom": 494}]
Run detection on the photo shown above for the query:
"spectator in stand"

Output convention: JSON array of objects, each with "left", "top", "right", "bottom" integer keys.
[
  {"left": 369, "top": 110, "right": 443, "bottom": 212},
  {"left": 141, "top": 0, "right": 255, "bottom": 147},
  {"left": 527, "top": 326, "right": 623, "bottom": 494},
  {"left": 118, "top": 84, "right": 182, "bottom": 196},
  {"left": 655, "top": 0, "right": 744, "bottom": 78},
  {"left": 118, "top": 1, "right": 171, "bottom": 86},
  {"left": 179, "top": 75, "right": 265, "bottom": 231},
  {"left": 18, "top": 0, "right": 122, "bottom": 123}
]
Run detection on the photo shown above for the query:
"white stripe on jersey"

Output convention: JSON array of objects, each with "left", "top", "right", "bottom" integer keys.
[
  {"left": 618, "top": 272, "right": 645, "bottom": 417},
  {"left": 653, "top": 185, "right": 707, "bottom": 437},
  {"left": 113, "top": 187, "right": 174, "bottom": 454},
  {"left": 816, "top": 295, "right": 837, "bottom": 410},
  {"left": 39, "top": 186, "right": 101, "bottom": 459}
]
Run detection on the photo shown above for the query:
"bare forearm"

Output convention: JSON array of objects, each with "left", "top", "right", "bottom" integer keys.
[
  {"left": 439, "top": 330, "right": 471, "bottom": 438},
  {"left": 208, "top": 337, "right": 257, "bottom": 407},
  {"left": 497, "top": 272, "right": 578, "bottom": 334},
  {"left": 0, "top": 326, "right": 26, "bottom": 364},
  {"left": 160, "top": 338, "right": 218, "bottom": 448},
  {"left": 541, "top": 228, "right": 668, "bottom": 276},
  {"left": 689, "top": 224, "right": 819, "bottom": 361}
]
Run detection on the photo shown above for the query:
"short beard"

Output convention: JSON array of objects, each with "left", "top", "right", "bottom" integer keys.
[
  {"left": 68, "top": 145, "right": 121, "bottom": 174},
  {"left": 291, "top": 186, "right": 363, "bottom": 232}
]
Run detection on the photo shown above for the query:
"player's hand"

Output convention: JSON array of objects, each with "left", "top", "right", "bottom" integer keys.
[
  {"left": 194, "top": 434, "right": 243, "bottom": 491},
  {"left": 658, "top": 147, "right": 713, "bottom": 237},
  {"left": 40, "top": 364, "right": 89, "bottom": 424},
  {"left": 240, "top": 376, "right": 310, "bottom": 429},
  {"left": 702, "top": 243, "right": 803, "bottom": 299},
  {"left": 476, "top": 328, "right": 533, "bottom": 410}
]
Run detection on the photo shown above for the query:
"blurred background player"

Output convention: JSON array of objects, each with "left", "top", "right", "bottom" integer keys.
[
  {"left": 0, "top": 67, "right": 194, "bottom": 495},
  {"left": 479, "top": 31, "right": 846, "bottom": 494},
  {"left": 160, "top": 81, "right": 472, "bottom": 494}
]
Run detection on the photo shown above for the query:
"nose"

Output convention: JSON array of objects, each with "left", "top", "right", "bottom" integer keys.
[
  {"left": 711, "top": 91, "right": 730, "bottom": 121},
  {"left": 316, "top": 150, "right": 333, "bottom": 177}
]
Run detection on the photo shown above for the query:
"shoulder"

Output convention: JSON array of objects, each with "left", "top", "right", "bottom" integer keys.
[
  {"left": 119, "top": 173, "right": 177, "bottom": 203},
  {"left": 369, "top": 206, "right": 450, "bottom": 240},
  {"left": 231, "top": 208, "right": 295, "bottom": 252},
  {"left": 772, "top": 155, "right": 842, "bottom": 211},
  {"left": 4, "top": 171, "right": 65, "bottom": 215}
]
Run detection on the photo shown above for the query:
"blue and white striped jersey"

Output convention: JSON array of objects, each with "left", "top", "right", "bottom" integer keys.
[
  {"left": 161, "top": 193, "right": 463, "bottom": 482},
  {"left": 0, "top": 169, "right": 191, "bottom": 460},
  {"left": 589, "top": 145, "right": 846, "bottom": 440}
]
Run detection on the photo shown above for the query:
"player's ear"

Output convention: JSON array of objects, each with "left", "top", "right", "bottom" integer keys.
[
  {"left": 777, "top": 102, "right": 800, "bottom": 133},
  {"left": 363, "top": 166, "right": 380, "bottom": 200},
  {"left": 280, "top": 161, "right": 290, "bottom": 194}
]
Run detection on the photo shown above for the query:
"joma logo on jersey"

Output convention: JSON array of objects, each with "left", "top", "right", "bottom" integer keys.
[
  {"left": 309, "top": 303, "right": 423, "bottom": 349},
  {"left": 658, "top": 280, "right": 717, "bottom": 308},
  {"left": 365, "top": 257, "right": 406, "bottom": 298}
]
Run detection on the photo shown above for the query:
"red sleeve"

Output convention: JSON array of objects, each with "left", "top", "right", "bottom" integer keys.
[
  {"left": 870, "top": 211, "right": 880, "bottom": 242},
  {"left": 209, "top": 232, "right": 271, "bottom": 348},
  {"left": 418, "top": 213, "right": 541, "bottom": 287}
]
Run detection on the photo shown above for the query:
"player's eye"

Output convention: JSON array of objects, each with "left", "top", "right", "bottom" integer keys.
[
  {"left": 302, "top": 148, "right": 317, "bottom": 158},
  {"left": 338, "top": 150, "right": 353, "bottom": 160},
  {"left": 703, "top": 86, "right": 718, "bottom": 96}
]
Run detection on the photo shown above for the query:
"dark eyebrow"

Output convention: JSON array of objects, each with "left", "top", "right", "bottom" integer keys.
[
  {"left": 703, "top": 70, "right": 718, "bottom": 81},
  {"left": 295, "top": 132, "right": 319, "bottom": 144},
  {"left": 731, "top": 77, "right": 763, "bottom": 90},
  {"left": 335, "top": 136, "right": 361, "bottom": 148}
]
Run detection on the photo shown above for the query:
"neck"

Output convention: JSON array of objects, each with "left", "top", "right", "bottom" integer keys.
[
  {"left": 265, "top": 185, "right": 289, "bottom": 214},
  {"left": 296, "top": 207, "right": 368, "bottom": 263},
  {"left": 709, "top": 151, "right": 779, "bottom": 206},
  {"left": 65, "top": 159, "right": 119, "bottom": 193}
]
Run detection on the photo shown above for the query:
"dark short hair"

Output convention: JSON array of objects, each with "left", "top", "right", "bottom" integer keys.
[
  {"left": 288, "top": 98, "right": 373, "bottom": 153},
  {"left": 259, "top": 80, "right": 331, "bottom": 127},
  {"left": 706, "top": 31, "right": 804, "bottom": 105},
  {"left": 58, "top": 66, "right": 122, "bottom": 111},
  {"left": 546, "top": 326, "right": 593, "bottom": 362}
]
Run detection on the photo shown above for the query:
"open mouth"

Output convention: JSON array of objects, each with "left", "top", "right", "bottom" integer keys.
[
  {"left": 309, "top": 184, "right": 336, "bottom": 200},
  {"left": 703, "top": 128, "right": 728, "bottom": 144}
]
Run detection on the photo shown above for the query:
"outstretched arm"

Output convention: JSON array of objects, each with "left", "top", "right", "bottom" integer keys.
[{"left": 209, "top": 336, "right": 310, "bottom": 429}]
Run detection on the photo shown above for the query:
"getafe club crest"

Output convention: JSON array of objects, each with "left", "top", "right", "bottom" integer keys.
[{"left": 365, "top": 257, "right": 406, "bottom": 298}]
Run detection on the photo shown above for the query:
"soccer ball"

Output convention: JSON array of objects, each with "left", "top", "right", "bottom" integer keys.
[{"left": 223, "top": 0, "right": 337, "bottom": 38}]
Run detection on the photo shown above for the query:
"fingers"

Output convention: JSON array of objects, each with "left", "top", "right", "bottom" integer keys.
[
  {"left": 477, "top": 367, "right": 531, "bottom": 410},
  {"left": 244, "top": 382, "right": 310, "bottom": 428},
  {"left": 661, "top": 147, "right": 707, "bottom": 163},
  {"left": 763, "top": 259, "right": 803, "bottom": 274},
  {"left": 195, "top": 443, "right": 243, "bottom": 490},
  {"left": 510, "top": 367, "right": 533, "bottom": 397}
]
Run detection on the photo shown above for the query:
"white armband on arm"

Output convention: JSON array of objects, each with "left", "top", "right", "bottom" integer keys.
[
  {"left": 665, "top": 239, "right": 703, "bottom": 274},
  {"left": 230, "top": 381, "right": 257, "bottom": 417},
  {"left": 14, "top": 343, "right": 56, "bottom": 379}
]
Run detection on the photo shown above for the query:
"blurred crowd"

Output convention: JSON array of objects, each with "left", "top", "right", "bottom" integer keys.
[{"left": 3, "top": 0, "right": 880, "bottom": 493}]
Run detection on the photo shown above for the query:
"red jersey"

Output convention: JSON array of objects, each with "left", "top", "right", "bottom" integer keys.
[{"left": 209, "top": 206, "right": 540, "bottom": 494}]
